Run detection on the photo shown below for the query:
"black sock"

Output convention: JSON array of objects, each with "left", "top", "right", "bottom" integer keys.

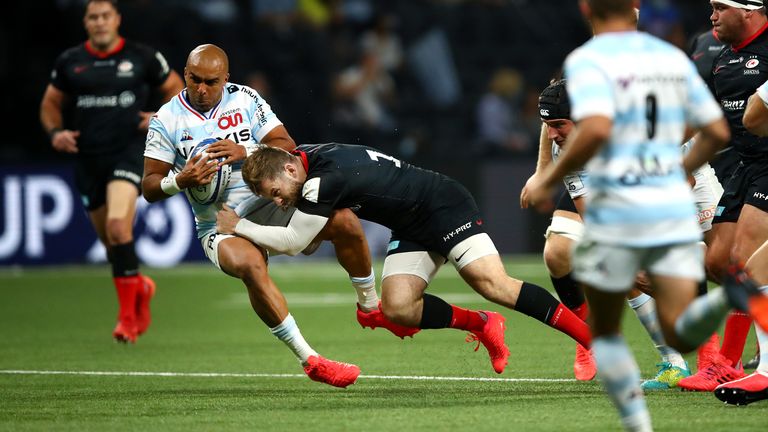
[
  {"left": 419, "top": 293, "right": 453, "bottom": 329},
  {"left": 697, "top": 278, "right": 708, "bottom": 297},
  {"left": 111, "top": 241, "right": 139, "bottom": 277},
  {"left": 550, "top": 273, "right": 585, "bottom": 310},
  {"left": 514, "top": 282, "right": 561, "bottom": 324}
]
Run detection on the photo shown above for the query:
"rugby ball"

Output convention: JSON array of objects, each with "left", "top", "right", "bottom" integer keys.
[{"left": 186, "top": 138, "right": 232, "bottom": 205}]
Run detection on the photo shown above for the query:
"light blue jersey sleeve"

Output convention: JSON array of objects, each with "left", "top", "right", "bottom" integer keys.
[{"left": 565, "top": 49, "right": 615, "bottom": 121}]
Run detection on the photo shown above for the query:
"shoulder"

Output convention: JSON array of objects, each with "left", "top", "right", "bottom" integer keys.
[
  {"left": 153, "top": 94, "right": 185, "bottom": 125},
  {"left": 224, "top": 83, "right": 264, "bottom": 103},
  {"left": 55, "top": 44, "right": 86, "bottom": 64},
  {"left": 123, "top": 39, "right": 160, "bottom": 57}
]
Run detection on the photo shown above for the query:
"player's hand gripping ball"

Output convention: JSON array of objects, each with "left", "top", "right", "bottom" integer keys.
[{"left": 187, "top": 138, "right": 232, "bottom": 205}]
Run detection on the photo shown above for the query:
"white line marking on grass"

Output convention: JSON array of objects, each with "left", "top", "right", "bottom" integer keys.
[
  {"left": 0, "top": 369, "right": 575, "bottom": 383},
  {"left": 217, "top": 292, "right": 489, "bottom": 309}
]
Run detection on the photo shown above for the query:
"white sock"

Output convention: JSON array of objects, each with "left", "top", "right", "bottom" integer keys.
[
  {"left": 627, "top": 294, "right": 686, "bottom": 369},
  {"left": 674, "top": 288, "right": 730, "bottom": 349},
  {"left": 269, "top": 313, "right": 318, "bottom": 364},
  {"left": 351, "top": 269, "right": 378, "bottom": 312},
  {"left": 592, "top": 335, "right": 652, "bottom": 432}
]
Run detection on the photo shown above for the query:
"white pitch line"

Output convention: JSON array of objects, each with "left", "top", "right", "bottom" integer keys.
[{"left": 0, "top": 369, "right": 576, "bottom": 383}]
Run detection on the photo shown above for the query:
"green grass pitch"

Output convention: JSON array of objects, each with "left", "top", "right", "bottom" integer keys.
[{"left": 0, "top": 256, "right": 765, "bottom": 431}]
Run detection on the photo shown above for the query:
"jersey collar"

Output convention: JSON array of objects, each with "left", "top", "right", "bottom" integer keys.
[
  {"left": 291, "top": 149, "right": 309, "bottom": 173},
  {"left": 84, "top": 37, "right": 125, "bottom": 59},
  {"left": 733, "top": 21, "right": 768, "bottom": 52},
  {"left": 178, "top": 89, "right": 223, "bottom": 121}
]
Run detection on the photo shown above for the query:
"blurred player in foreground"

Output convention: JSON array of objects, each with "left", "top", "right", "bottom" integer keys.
[{"left": 526, "top": 0, "right": 768, "bottom": 429}]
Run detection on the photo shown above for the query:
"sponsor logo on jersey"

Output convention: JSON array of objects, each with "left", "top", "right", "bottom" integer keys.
[
  {"left": 443, "top": 222, "right": 473, "bottom": 242},
  {"left": 753, "top": 191, "right": 768, "bottom": 200},
  {"left": 74, "top": 65, "right": 88, "bottom": 74},
  {"left": 721, "top": 99, "right": 745, "bottom": 111},
  {"left": 76, "top": 91, "right": 134, "bottom": 108},
  {"left": 117, "top": 59, "right": 134, "bottom": 77},
  {"left": 746, "top": 58, "right": 760, "bottom": 69},
  {"left": 181, "top": 130, "right": 193, "bottom": 141},
  {"left": 729, "top": 56, "right": 744, "bottom": 64},
  {"left": 227, "top": 84, "right": 240, "bottom": 94},
  {"left": 118, "top": 90, "right": 135, "bottom": 107},
  {"left": 744, "top": 69, "right": 760, "bottom": 75},
  {"left": 218, "top": 112, "right": 244, "bottom": 130}
]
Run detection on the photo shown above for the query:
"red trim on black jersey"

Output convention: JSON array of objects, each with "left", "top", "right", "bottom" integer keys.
[
  {"left": 733, "top": 21, "right": 768, "bottom": 52},
  {"left": 84, "top": 37, "right": 125, "bottom": 59},
  {"left": 292, "top": 150, "right": 309, "bottom": 173}
]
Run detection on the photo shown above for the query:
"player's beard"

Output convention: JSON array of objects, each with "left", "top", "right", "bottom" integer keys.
[{"left": 280, "top": 178, "right": 303, "bottom": 209}]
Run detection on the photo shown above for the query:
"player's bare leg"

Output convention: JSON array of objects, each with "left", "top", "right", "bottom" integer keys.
[
  {"left": 316, "top": 209, "right": 419, "bottom": 338},
  {"left": 218, "top": 237, "right": 360, "bottom": 388}
]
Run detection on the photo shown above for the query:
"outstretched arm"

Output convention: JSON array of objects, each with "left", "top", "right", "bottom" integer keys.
[{"left": 217, "top": 206, "right": 328, "bottom": 256}]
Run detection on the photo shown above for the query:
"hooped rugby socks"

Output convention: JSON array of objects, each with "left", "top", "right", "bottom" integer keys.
[
  {"left": 449, "top": 305, "right": 487, "bottom": 332},
  {"left": 419, "top": 294, "right": 453, "bottom": 329},
  {"left": 572, "top": 301, "right": 589, "bottom": 322},
  {"left": 270, "top": 313, "right": 318, "bottom": 364},
  {"left": 351, "top": 270, "right": 379, "bottom": 312},
  {"left": 516, "top": 282, "right": 592, "bottom": 348},
  {"left": 111, "top": 242, "right": 141, "bottom": 321},
  {"left": 550, "top": 273, "right": 585, "bottom": 310},
  {"left": 628, "top": 293, "right": 685, "bottom": 368},
  {"left": 720, "top": 311, "right": 752, "bottom": 367},
  {"left": 592, "top": 335, "right": 651, "bottom": 432}
]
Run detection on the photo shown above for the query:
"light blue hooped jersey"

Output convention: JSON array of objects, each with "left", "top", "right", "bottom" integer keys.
[
  {"left": 564, "top": 31, "right": 723, "bottom": 247},
  {"left": 144, "top": 83, "right": 283, "bottom": 238}
]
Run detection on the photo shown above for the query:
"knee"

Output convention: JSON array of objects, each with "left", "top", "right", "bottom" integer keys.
[
  {"left": 105, "top": 217, "right": 132, "bottom": 245},
  {"left": 704, "top": 248, "right": 728, "bottom": 282},
  {"left": 327, "top": 209, "right": 364, "bottom": 240},
  {"left": 543, "top": 242, "right": 571, "bottom": 278},
  {"left": 380, "top": 290, "right": 416, "bottom": 324}
]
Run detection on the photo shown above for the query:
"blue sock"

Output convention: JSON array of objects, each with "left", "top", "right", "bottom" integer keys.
[
  {"left": 592, "top": 335, "right": 652, "bottom": 431},
  {"left": 674, "top": 289, "right": 730, "bottom": 350}
]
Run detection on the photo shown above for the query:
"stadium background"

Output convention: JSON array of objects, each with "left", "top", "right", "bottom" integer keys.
[{"left": 1, "top": 0, "right": 715, "bottom": 267}]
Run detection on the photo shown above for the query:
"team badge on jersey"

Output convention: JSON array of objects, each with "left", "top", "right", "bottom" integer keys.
[
  {"left": 117, "top": 59, "right": 134, "bottom": 77},
  {"left": 180, "top": 129, "right": 193, "bottom": 141},
  {"left": 746, "top": 59, "right": 760, "bottom": 69}
]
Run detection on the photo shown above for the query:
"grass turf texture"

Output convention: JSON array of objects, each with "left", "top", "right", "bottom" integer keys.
[{"left": 0, "top": 256, "right": 765, "bottom": 431}]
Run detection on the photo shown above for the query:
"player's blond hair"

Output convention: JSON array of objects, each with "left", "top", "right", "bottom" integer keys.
[{"left": 242, "top": 147, "right": 296, "bottom": 194}]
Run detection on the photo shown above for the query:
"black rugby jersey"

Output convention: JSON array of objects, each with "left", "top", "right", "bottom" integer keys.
[
  {"left": 50, "top": 38, "right": 171, "bottom": 155},
  {"left": 712, "top": 23, "right": 768, "bottom": 159},
  {"left": 689, "top": 29, "right": 725, "bottom": 91},
  {"left": 295, "top": 143, "right": 447, "bottom": 234}
]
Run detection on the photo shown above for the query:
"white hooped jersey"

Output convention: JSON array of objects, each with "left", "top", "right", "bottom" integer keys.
[
  {"left": 564, "top": 31, "right": 724, "bottom": 247},
  {"left": 144, "top": 83, "right": 283, "bottom": 237},
  {"left": 551, "top": 142, "right": 588, "bottom": 199}
]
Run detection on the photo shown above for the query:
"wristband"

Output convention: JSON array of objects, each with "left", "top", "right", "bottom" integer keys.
[
  {"left": 49, "top": 127, "right": 63, "bottom": 139},
  {"left": 160, "top": 173, "right": 182, "bottom": 195}
]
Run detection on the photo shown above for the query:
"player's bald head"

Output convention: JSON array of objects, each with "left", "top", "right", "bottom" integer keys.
[{"left": 186, "top": 44, "right": 229, "bottom": 73}]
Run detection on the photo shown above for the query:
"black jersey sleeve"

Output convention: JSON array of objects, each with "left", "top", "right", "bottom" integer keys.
[
  {"left": 296, "top": 171, "right": 346, "bottom": 218},
  {"left": 139, "top": 44, "right": 172, "bottom": 88},
  {"left": 49, "top": 50, "right": 73, "bottom": 93}
]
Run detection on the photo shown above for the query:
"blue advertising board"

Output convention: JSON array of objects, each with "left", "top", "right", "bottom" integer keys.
[{"left": 0, "top": 165, "right": 205, "bottom": 267}]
